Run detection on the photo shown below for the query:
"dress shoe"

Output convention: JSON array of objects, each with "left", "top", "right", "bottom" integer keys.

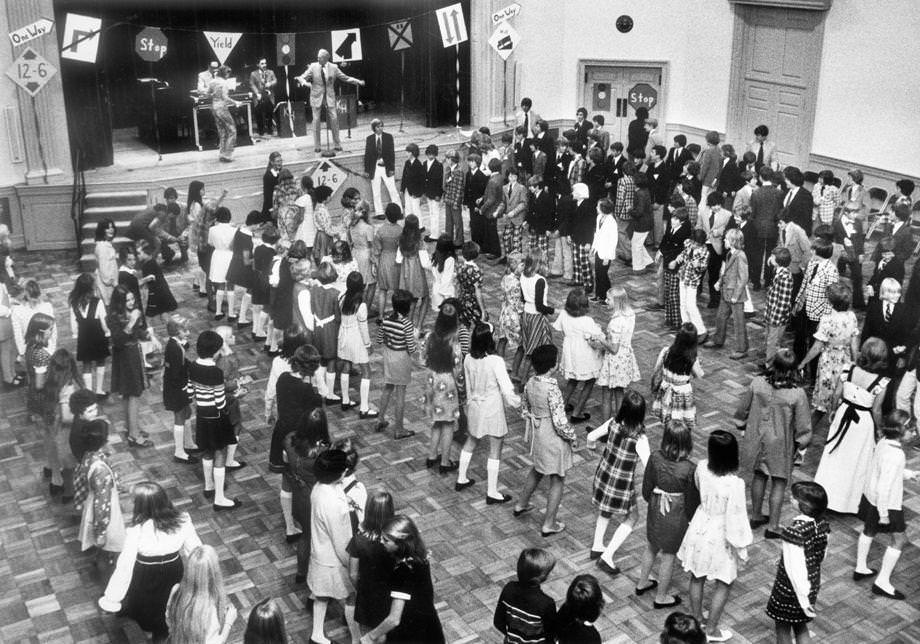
[
  {"left": 438, "top": 461, "right": 459, "bottom": 474},
  {"left": 512, "top": 504, "right": 534, "bottom": 517},
  {"left": 706, "top": 628, "right": 733, "bottom": 642},
  {"left": 764, "top": 528, "right": 782, "bottom": 539},
  {"left": 359, "top": 409, "right": 380, "bottom": 419},
  {"left": 871, "top": 584, "right": 905, "bottom": 600},
  {"left": 340, "top": 401, "right": 358, "bottom": 411},
  {"left": 486, "top": 493, "right": 512, "bottom": 505},
  {"left": 173, "top": 455, "right": 200, "bottom": 465},
  {"left": 541, "top": 521, "right": 566, "bottom": 537},
  {"left": 589, "top": 549, "right": 604, "bottom": 560},
  {"left": 425, "top": 458, "right": 438, "bottom": 469},
  {"left": 324, "top": 397, "right": 342, "bottom": 405},
  {"left": 286, "top": 532, "right": 302, "bottom": 544},
  {"left": 454, "top": 479, "right": 476, "bottom": 491},
  {"left": 424, "top": 236, "right": 436, "bottom": 243},
  {"left": 596, "top": 558, "right": 621, "bottom": 577},
  {"left": 852, "top": 569, "right": 876, "bottom": 581},
  {"left": 653, "top": 596, "right": 682, "bottom": 609},
  {"left": 334, "top": 146, "right": 343, "bottom": 151},
  {"left": 226, "top": 461, "right": 247, "bottom": 471},
  {"left": 375, "top": 420, "right": 390, "bottom": 432},
  {"left": 213, "top": 499, "right": 243, "bottom": 511},
  {"left": 749, "top": 517, "right": 768, "bottom": 529},
  {"left": 236, "top": 321, "right": 252, "bottom": 329},
  {"left": 635, "top": 580, "right": 659, "bottom": 596}
]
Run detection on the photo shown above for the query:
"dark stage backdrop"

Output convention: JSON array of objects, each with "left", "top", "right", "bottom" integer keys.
[{"left": 53, "top": 0, "right": 471, "bottom": 167}]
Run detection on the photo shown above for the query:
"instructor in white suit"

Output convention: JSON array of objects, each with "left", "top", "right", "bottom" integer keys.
[{"left": 295, "top": 49, "right": 365, "bottom": 153}]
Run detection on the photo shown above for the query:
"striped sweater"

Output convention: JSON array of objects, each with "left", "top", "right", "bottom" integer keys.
[
  {"left": 377, "top": 314, "right": 417, "bottom": 353},
  {"left": 186, "top": 359, "right": 227, "bottom": 419}
]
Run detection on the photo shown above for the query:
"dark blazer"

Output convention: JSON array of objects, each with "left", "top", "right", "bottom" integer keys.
[
  {"left": 531, "top": 150, "right": 547, "bottom": 182},
  {"left": 584, "top": 163, "right": 607, "bottom": 202},
  {"left": 659, "top": 220, "right": 692, "bottom": 265},
  {"left": 570, "top": 198, "right": 597, "bottom": 245},
  {"left": 550, "top": 151, "right": 573, "bottom": 195},
  {"left": 750, "top": 184, "right": 784, "bottom": 239},
  {"left": 606, "top": 154, "right": 628, "bottom": 199},
  {"left": 872, "top": 222, "right": 914, "bottom": 264},
  {"left": 861, "top": 300, "right": 910, "bottom": 351},
  {"left": 534, "top": 131, "right": 555, "bottom": 158},
  {"left": 555, "top": 194, "right": 576, "bottom": 237},
  {"left": 262, "top": 169, "right": 279, "bottom": 215},
  {"left": 363, "top": 132, "right": 395, "bottom": 175},
  {"left": 627, "top": 119, "right": 648, "bottom": 157},
  {"left": 401, "top": 158, "right": 425, "bottom": 198},
  {"left": 526, "top": 187, "right": 556, "bottom": 234},
  {"left": 572, "top": 120, "right": 592, "bottom": 149},
  {"left": 630, "top": 187, "right": 653, "bottom": 234},
  {"left": 717, "top": 159, "right": 743, "bottom": 196},
  {"left": 782, "top": 187, "right": 814, "bottom": 236},
  {"left": 513, "top": 141, "right": 533, "bottom": 177},
  {"left": 833, "top": 218, "right": 865, "bottom": 260},
  {"left": 646, "top": 161, "right": 669, "bottom": 205},
  {"left": 479, "top": 172, "right": 504, "bottom": 219},
  {"left": 869, "top": 257, "right": 906, "bottom": 302},
  {"left": 665, "top": 147, "right": 693, "bottom": 187},
  {"left": 423, "top": 159, "right": 444, "bottom": 199},
  {"left": 464, "top": 168, "right": 488, "bottom": 210}
]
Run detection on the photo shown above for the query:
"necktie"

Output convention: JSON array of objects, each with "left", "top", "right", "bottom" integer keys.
[
  {"left": 757, "top": 142, "right": 764, "bottom": 168},
  {"left": 785, "top": 190, "right": 793, "bottom": 207},
  {"left": 709, "top": 212, "right": 715, "bottom": 230},
  {"left": 524, "top": 113, "right": 529, "bottom": 135},
  {"left": 885, "top": 303, "right": 892, "bottom": 322},
  {"left": 376, "top": 136, "right": 382, "bottom": 158},
  {"left": 321, "top": 65, "right": 327, "bottom": 88},
  {"left": 507, "top": 185, "right": 512, "bottom": 198}
]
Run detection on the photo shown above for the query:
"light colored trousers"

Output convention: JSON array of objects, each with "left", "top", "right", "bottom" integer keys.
[
  {"left": 371, "top": 165, "right": 400, "bottom": 215},
  {"left": 551, "top": 235, "right": 573, "bottom": 278},
  {"left": 404, "top": 193, "right": 423, "bottom": 218},
  {"left": 679, "top": 283, "right": 706, "bottom": 335},
  {"left": 631, "top": 232, "right": 654, "bottom": 272},
  {"left": 424, "top": 198, "right": 442, "bottom": 237}
]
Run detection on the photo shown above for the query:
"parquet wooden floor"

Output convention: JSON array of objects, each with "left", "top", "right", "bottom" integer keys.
[{"left": 1, "top": 242, "right": 918, "bottom": 643}]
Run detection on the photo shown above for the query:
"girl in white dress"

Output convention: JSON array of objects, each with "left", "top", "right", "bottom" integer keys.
[
  {"left": 553, "top": 289, "right": 603, "bottom": 424},
  {"left": 677, "top": 430, "right": 753, "bottom": 643},
  {"left": 208, "top": 207, "right": 238, "bottom": 321},
  {"left": 455, "top": 323, "right": 521, "bottom": 504},
  {"left": 337, "top": 272, "right": 374, "bottom": 415},
  {"left": 429, "top": 235, "right": 457, "bottom": 312},
  {"left": 593, "top": 285, "right": 641, "bottom": 420}
]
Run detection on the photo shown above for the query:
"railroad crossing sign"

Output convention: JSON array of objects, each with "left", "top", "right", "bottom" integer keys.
[
  {"left": 310, "top": 160, "right": 347, "bottom": 195},
  {"left": 135, "top": 27, "right": 167, "bottom": 62},
  {"left": 387, "top": 20, "right": 413, "bottom": 51},
  {"left": 436, "top": 3, "right": 468, "bottom": 48},
  {"left": 6, "top": 47, "right": 57, "bottom": 97},
  {"left": 488, "top": 21, "right": 520, "bottom": 61}
]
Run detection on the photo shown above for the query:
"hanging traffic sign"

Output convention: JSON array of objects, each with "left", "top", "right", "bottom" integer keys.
[
  {"left": 8, "top": 17, "right": 54, "bottom": 48},
  {"left": 387, "top": 20, "right": 413, "bottom": 52},
  {"left": 488, "top": 21, "right": 520, "bottom": 61},
  {"left": 310, "top": 160, "right": 347, "bottom": 195},
  {"left": 331, "top": 28, "right": 362, "bottom": 62},
  {"left": 436, "top": 3, "right": 468, "bottom": 48},
  {"left": 203, "top": 31, "right": 242, "bottom": 65},
  {"left": 135, "top": 27, "right": 167, "bottom": 62},
  {"left": 627, "top": 83, "right": 658, "bottom": 111},
  {"left": 491, "top": 3, "right": 522, "bottom": 25},
  {"left": 6, "top": 47, "right": 57, "bottom": 97},
  {"left": 60, "top": 13, "right": 101, "bottom": 63}
]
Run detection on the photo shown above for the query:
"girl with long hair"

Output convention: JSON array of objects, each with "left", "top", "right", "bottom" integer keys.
[
  {"left": 338, "top": 272, "right": 376, "bottom": 416},
  {"left": 312, "top": 185, "right": 340, "bottom": 261},
  {"left": 495, "top": 251, "right": 525, "bottom": 371},
  {"left": 93, "top": 218, "right": 118, "bottom": 303},
  {"left": 397, "top": 214, "right": 430, "bottom": 331},
  {"left": 594, "top": 285, "right": 641, "bottom": 420},
  {"left": 348, "top": 491, "right": 396, "bottom": 633},
  {"left": 11, "top": 278, "right": 57, "bottom": 358},
  {"left": 349, "top": 199, "right": 378, "bottom": 313},
  {"left": 244, "top": 598, "right": 287, "bottom": 644},
  {"left": 329, "top": 240, "right": 358, "bottom": 292},
  {"left": 68, "top": 272, "right": 110, "bottom": 399},
  {"left": 42, "top": 348, "right": 85, "bottom": 503},
  {"left": 429, "top": 234, "right": 456, "bottom": 313},
  {"left": 165, "top": 544, "right": 237, "bottom": 643},
  {"left": 208, "top": 206, "right": 238, "bottom": 321},
  {"left": 108, "top": 285, "right": 155, "bottom": 447},
  {"left": 516, "top": 250, "right": 554, "bottom": 383},
  {"left": 423, "top": 302, "right": 466, "bottom": 473},
  {"left": 310, "top": 261, "right": 343, "bottom": 401},
  {"left": 225, "top": 210, "right": 261, "bottom": 328},
  {"left": 74, "top": 418, "right": 124, "bottom": 571},
  {"left": 24, "top": 312, "right": 54, "bottom": 423},
  {"left": 361, "top": 515, "right": 445, "bottom": 643},
  {"left": 273, "top": 168, "right": 303, "bottom": 242},
  {"left": 100, "top": 482, "right": 202, "bottom": 640},
  {"left": 651, "top": 323, "right": 704, "bottom": 430}
]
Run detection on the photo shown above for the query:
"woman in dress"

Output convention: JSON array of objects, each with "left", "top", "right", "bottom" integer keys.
[
  {"left": 348, "top": 491, "right": 396, "bottom": 634},
  {"left": 268, "top": 240, "right": 308, "bottom": 353},
  {"left": 93, "top": 219, "right": 118, "bottom": 304},
  {"left": 310, "top": 261, "right": 343, "bottom": 402},
  {"left": 429, "top": 234, "right": 457, "bottom": 315},
  {"left": 422, "top": 303, "right": 465, "bottom": 473},
  {"left": 595, "top": 285, "right": 641, "bottom": 421},
  {"left": 138, "top": 240, "right": 177, "bottom": 321},
  {"left": 454, "top": 322, "right": 521, "bottom": 504},
  {"left": 736, "top": 348, "right": 812, "bottom": 537},
  {"left": 553, "top": 289, "right": 604, "bottom": 424},
  {"left": 495, "top": 251, "right": 524, "bottom": 368},
  {"left": 24, "top": 314, "right": 56, "bottom": 484},
  {"left": 75, "top": 418, "right": 124, "bottom": 570},
  {"left": 338, "top": 272, "right": 375, "bottom": 415},
  {"left": 635, "top": 420, "right": 699, "bottom": 609},
  {"left": 312, "top": 185, "right": 342, "bottom": 263},
  {"left": 209, "top": 65, "right": 242, "bottom": 162},
  {"left": 797, "top": 283, "right": 859, "bottom": 428},
  {"left": 329, "top": 240, "right": 358, "bottom": 293},
  {"left": 208, "top": 206, "right": 238, "bottom": 321},
  {"left": 456, "top": 241, "right": 487, "bottom": 327},
  {"left": 813, "top": 337, "right": 890, "bottom": 514},
  {"left": 375, "top": 290, "right": 418, "bottom": 439},
  {"left": 651, "top": 323, "right": 704, "bottom": 430},
  {"left": 68, "top": 272, "right": 110, "bottom": 399},
  {"left": 108, "top": 285, "right": 155, "bottom": 447},
  {"left": 373, "top": 203, "right": 404, "bottom": 318},
  {"left": 514, "top": 344, "right": 577, "bottom": 536},
  {"left": 349, "top": 200, "right": 377, "bottom": 314},
  {"left": 397, "top": 214, "right": 430, "bottom": 332},
  {"left": 163, "top": 315, "right": 196, "bottom": 463},
  {"left": 287, "top": 408, "right": 331, "bottom": 584},
  {"left": 251, "top": 224, "right": 279, "bottom": 341},
  {"left": 273, "top": 168, "right": 303, "bottom": 243},
  {"left": 186, "top": 180, "right": 206, "bottom": 294},
  {"left": 99, "top": 482, "right": 202, "bottom": 640},
  {"left": 517, "top": 250, "right": 554, "bottom": 383},
  {"left": 677, "top": 430, "right": 753, "bottom": 643},
  {"left": 164, "top": 544, "right": 237, "bottom": 644},
  {"left": 225, "top": 211, "right": 261, "bottom": 328},
  {"left": 360, "top": 515, "right": 445, "bottom": 644}
]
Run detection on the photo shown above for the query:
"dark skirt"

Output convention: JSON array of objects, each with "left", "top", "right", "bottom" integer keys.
[
  {"left": 76, "top": 317, "right": 110, "bottom": 363},
  {"left": 197, "top": 247, "right": 213, "bottom": 275},
  {"left": 195, "top": 413, "right": 238, "bottom": 452},
  {"left": 858, "top": 495, "right": 906, "bottom": 533},
  {"left": 121, "top": 552, "right": 183, "bottom": 638},
  {"left": 145, "top": 274, "right": 178, "bottom": 318},
  {"left": 251, "top": 269, "right": 272, "bottom": 306},
  {"left": 111, "top": 342, "right": 145, "bottom": 397},
  {"left": 163, "top": 382, "right": 190, "bottom": 412}
]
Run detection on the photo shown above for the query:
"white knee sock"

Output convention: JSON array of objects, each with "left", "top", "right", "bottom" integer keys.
[
  {"left": 486, "top": 458, "right": 501, "bottom": 498},
  {"left": 252, "top": 305, "right": 264, "bottom": 335},
  {"left": 311, "top": 598, "right": 329, "bottom": 642},
  {"left": 280, "top": 489, "right": 300, "bottom": 535},
  {"left": 215, "top": 289, "right": 225, "bottom": 315},
  {"left": 325, "top": 371, "right": 339, "bottom": 400},
  {"left": 340, "top": 373, "right": 351, "bottom": 404},
  {"left": 360, "top": 378, "right": 371, "bottom": 412},
  {"left": 592, "top": 515, "right": 611, "bottom": 551},
  {"left": 855, "top": 533, "right": 874, "bottom": 573},
  {"left": 315, "top": 365, "right": 328, "bottom": 396},
  {"left": 238, "top": 293, "right": 251, "bottom": 324},
  {"left": 225, "top": 443, "right": 239, "bottom": 467},
  {"left": 456, "top": 449, "right": 474, "bottom": 484},
  {"left": 82, "top": 373, "right": 93, "bottom": 390},
  {"left": 202, "top": 459, "right": 214, "bottom": 491},
  {"left": 874, "top": 547, "right": 902, "bottom": 593},
  {"left": 94, "top": 366, "right": 106, "bottom": 394},
  {"left": 226, "top": 290, "right": 237, "bottom": 318},
  {"left": 173, "top": 425, "right": 189, "bottom": 459},
  {"left": 213, "top": 466, "right": 232, "bottom": 506},
  {"left": 601, "top": 522, "right": 634, "bottom": 566}
]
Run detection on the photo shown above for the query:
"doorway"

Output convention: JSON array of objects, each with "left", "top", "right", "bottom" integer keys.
[{"left": 580, "top": 63, "right": 665, "bottom": 146}]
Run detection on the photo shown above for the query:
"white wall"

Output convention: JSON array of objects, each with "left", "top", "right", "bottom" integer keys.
[
  {"left": 0, "top": 9, "right": 27, "bottom": 188},
  {"left": 812, "top": 0, "right": 920, "bottom": 177}
]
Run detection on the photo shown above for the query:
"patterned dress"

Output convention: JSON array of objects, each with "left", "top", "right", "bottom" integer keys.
[
  {"left": 25, "top": 343, "right": 51, "bottom": 417},
  {"left": 766, "top": 516, "right": 830, "bottom": 624},
  {"left": 811, "top": 310, "right": 858, "bottom": 412},
  {"left": 456, "top": 260, "right": 484, "bottom": 326},
  {"left": 521, "top": 375, "right": 576, "bottom": 476},
  {"left": 422, "top": 331, "right": 465, "bottom": 424},
  {"left": 596, "top": 313, "right": 641, "bottom": 388},
  {"left": 651, "top": 347, "right": 701, "bottom": 429},
  {"left": 496, "top": 273, "right": 523, "bottom": 344},
  {"left": 592, "top": 423, "right": 647, "bottom": 515},
  {"left": 373, "top": 222, "right": 402, "bottom": 292}
]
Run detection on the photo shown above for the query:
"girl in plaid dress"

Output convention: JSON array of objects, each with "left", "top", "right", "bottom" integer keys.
[
  {"left": 652, "top": 323, "right": 704, "bottom": 430},
  {"left": 586, "top": 390, "right": 650, "bottom": 577}
]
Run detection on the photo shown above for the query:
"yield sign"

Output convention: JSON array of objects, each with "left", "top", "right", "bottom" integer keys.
[
  {"left": 6, "top": 47, "right": 57, "bottom": 96},
  {"left": 387, "top": 20, "right": 413, "bottom": 52},
  {"left": 203, "top": 31, "right": 242, "bottom": 65},
  {"left": 435, "top": 3, "right": 468, "bottom": 48},
  {"left": 331, "top": 28, "right": 362, "bottom": 62},
  {"left": 488, "top": 21, "right": 520, "bottom": 61}
]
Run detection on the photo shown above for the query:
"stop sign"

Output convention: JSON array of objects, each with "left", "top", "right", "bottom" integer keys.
[
  {"left": 135, "top": 27, "right": 168, "bottom": 62},
  {"left": 627, "top": 83, "right": 657, "bottom": 112}
]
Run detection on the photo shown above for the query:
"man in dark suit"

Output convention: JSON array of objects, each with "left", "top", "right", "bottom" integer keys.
[
  {"left": 665, "top": 134, "right": 693, "bottom": 194},
  {"left": 867, "top": 236, "right": 905, "bottom": 305},
  {"left": 465, "top": 152, "right": 489, "bottom": 248},
  {"left": 645, "top": 145, "right": 669, "bottom": 245},
  {"left": 605, "top": 141, "right": 628, "bottom": 202},
  {"left": 872, "top": 203, "right": 914, "bottom": 264},
  {"left": 833, "top": 206, "right": 866, "bottom": 308},
  {"left": 512, "top": 125, "right": 533, "bottom": 179},
  {"left": 478, "top": 157, "right": 505, "bottom": 257},
  {"left": 422, "top": 144, "right": 444, "bottom": 241},
  {"left": 749, "top": 167, "right": 783, "bottom": 289},
  {"left": 717, "top": 145, "right": 743, "bottom": 212},
  {"left": 533, "top": 119, "right": 555, "bottom": 158},
  {"left": 780, "top": 166, "right": 813, "bottom": 236},
  {"left": 550, "top": 138, "right": 573, "bottom": 198},
  {"left": 261, "top": 151, "right": 282, "bottom": 219},
  {"left": 524, "top": 174, "right": 555, "bottom": 256},
  {"left": 861, "top": 278, "right": 910, "bottom": 372},
  {"left": 363, "top": 119, "right": 399, "bottom": 217},
  {"left": 249, "top": 58, "right": 278, "bottom": 136}
]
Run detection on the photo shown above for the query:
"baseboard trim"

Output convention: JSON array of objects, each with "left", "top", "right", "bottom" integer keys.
[{"left": 807, "top": 153, "right": 918, "bottom": 191}]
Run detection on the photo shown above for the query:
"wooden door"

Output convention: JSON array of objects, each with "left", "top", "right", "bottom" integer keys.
[
  {"left": 731, "top": 6, "right": 824, "bottom": 167},
  {"left": 583, "top": 65, "right": 661, "bottom": 146}
]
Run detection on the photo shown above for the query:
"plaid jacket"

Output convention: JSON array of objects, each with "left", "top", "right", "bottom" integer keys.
[
  {"left": 677, "top": 241, "right": 710, "bottom": 287},
  {"left": 795, "top": 258, "right": 839, "bottom": 320},
  {"left": 442, "top": 164, "right": 466, "bottom": 208},
  {"left": 766, "top": 266, "right": 794, "bottom": 326},
  {"left": 615, "top": 175, "right": 635, "bottom": 221}
]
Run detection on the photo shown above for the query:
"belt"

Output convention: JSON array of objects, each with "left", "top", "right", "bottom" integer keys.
[
  {"left": 137, "top": 551, "right": 180, "bottom": 565},
  {"left": 314, "top": 314, "right": 335, "bottom": 328},
  {"left": 652, "top": 487, "right": 683, "bottom": 515},
  {"left": 825, "top": 399, "right": 871, "bottom": 453}
]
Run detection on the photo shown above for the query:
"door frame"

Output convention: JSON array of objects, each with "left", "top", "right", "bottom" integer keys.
[
  {"left": 726, "top": 4, "right": 827, "bottom": 166},
  {"left": 576, "top": 59, "right": 669, "bottom": 127}
]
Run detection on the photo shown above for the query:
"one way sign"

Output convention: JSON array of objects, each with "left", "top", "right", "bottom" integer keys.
[{"left": 488, "top": 21, "right": 520, "bottom": 61}]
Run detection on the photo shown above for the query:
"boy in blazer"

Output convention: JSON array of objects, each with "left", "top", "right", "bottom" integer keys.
[
  {"left": 442, "top": 150, "right": 466, "bottom": 247},
  {"left": 499, "top": 167, "right": 529, "bottom": 261},
  {"left": 422, "top": 144, "right": 444, "bottom": 241},
  {"left": 833, "top": 205, "right": 866, "bottom": 308},
  {"left": 705, "top": 227, "right": 749, "bottom": 359},
  {"left": 866, "top": 236, "right": 905, "bottom": 305},
  {"left": 749, "top": 167, "right": 783, "bottom": 289},
  {"left": 697, "top": 192, "right": 736, "bottom": 307},
  {"left": 697, "top": 130, "right": 722, "bottom": 208},
  {"left": 363, "top": 119, "right": 399, "bottom": 217},
  {"left": 401, "top": 143, "right": 426, "bottom": 218},
  {"left": 465, "top": 152, "right": 488, "bottom": 248},
  {"left": 666, "top": 135, "right": 693, "bottom": 194},
  {"left": 478, "top": 158, "right": 505, "bottom": 257},
  {"left": 861, "top": 278, "right": 910, "bottom": 373},
  {"left": 780, "top": 166, "right": 813, "bottom": 236},
  {"left": 525, "top": 175, "right": 556, "bottom": 256}
]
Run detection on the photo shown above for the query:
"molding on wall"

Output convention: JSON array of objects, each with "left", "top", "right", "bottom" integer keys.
[
  {"left": 728, "top": 0, "right": 832, "bottom": 9},
  {"left": 808, "top": 153, "right": 919, "bottom": 193}
]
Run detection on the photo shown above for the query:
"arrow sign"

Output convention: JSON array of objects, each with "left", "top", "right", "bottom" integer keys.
[
  {"left": 488, "top": 22, "right": 520, "bottom": 61},
  {"left": 203, "top": 31, "right": 242, "bottom": 65},
  {"left": 436, "top": 3, "right": 468, "bottom": 48},
  {"left": 60, "top": 13, "right": 102, "bottom": 63},
  {"left": 491, "top": 3, "right": 522, "bottom": 25},
  {"left": 331, "top": 29, "right": 362, "bottom": 62},
  {"left": 387, "top": 20, "right": 413, "bottom": 52},
  {"left": 8, "top": 17, "right": 54, "bottom": 47},
  {"left": 7, "top": 46, "right": 57, "bottom": 97}
]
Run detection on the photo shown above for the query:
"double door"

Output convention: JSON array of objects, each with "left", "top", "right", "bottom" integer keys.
[{"left": 582, "top": 65, "right": 662, "bottom": 146}]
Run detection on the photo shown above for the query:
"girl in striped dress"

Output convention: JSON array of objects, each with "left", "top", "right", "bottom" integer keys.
[
  {"left": 187, "top": 330, "right": 241, "bottom": 512},
  {"left": 587, "top": 390, "right": 650, "bottom": 577},
  {"left": 651, "top": 323, "right": 704, "bottom": 430},
  {"left": 375, "top": 289, "right": 418, "bottom": 439},
  {"left": 516, "top": 251, "right": 554, "bottom": 383}
]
